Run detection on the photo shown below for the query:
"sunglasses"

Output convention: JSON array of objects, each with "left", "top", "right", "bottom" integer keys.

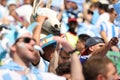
[{"left": 16, "top": 37, "right": 36, "bottom": 44}]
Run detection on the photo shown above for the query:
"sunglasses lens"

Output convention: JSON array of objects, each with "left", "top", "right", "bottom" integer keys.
[{"left": 24, "top": 37, "right": 31, "bottom": 43}]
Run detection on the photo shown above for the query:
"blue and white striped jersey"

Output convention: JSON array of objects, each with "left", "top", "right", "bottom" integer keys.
[
  {"left": 0, "top": 61, "right": 66, "bottom": 80},
  {"left": 100, "top": 21, "right": 120, "bottom": 41}
]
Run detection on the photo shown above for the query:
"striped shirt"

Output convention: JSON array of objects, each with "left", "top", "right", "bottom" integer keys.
[
  {"left": 100, "top": 21, "right": 120, "bottom": 41},
  {"left": 0, "top": 61, "right": 66, "bottom": 80}
]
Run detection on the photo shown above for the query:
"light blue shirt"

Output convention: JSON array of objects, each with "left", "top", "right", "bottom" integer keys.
[
  {"left": 0, "top": 61, "right": 66, "bottom": 80},
  {"left": 91, "top": 10, "right": 99, "bottom": 25},
  {"left": 77, "top": 23, "right": 100, "bottom": 37},
  {"left": 0, "top": 61, "right": 42, "bottom": 80}
]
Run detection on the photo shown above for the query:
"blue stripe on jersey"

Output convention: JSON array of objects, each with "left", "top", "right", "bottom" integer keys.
[
  {"left": 112, "top": 25, "right": 115, "bottom": 37},
  {"left": 3, "top": 73, "right": 12, "bottom": 80},
  {"left": 21, "top": 75, "right": 28, "bottom": 80},
  {"left": 36, "top": 74, "right": 42, "bottom": 80},
  {"left": 100, "top": 23, "right": 104, "bottom": 31}
]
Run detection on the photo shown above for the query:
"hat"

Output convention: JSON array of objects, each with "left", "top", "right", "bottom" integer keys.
[
  {"left": 32, "top": 8, "right": 61, "bottom": 35},
  {"left": 113, "top": 1, "right": 120, "bottom": 27},
  {"left": 68, "top": 18, "right": 77, "bottom": 23},
  {"left": 98, "top": 0, "right": 109, "bottom": 4},
  {"left": 3, "top": 27, "right": 32, "bottom": 48},
  {"left": 7, "top": 0, "right": 17, "bottom": 6},
  {"left": 108, "top": 4, "right": 113, "bottom": 9},
  {"left": 40, "top": 34, "right": 56, "bottom": 48},
  {"left": 81, "top": 37, "right": 104, "bottom": 56},
  {"left": 85, "top": 37, "right": 104, "bottom": 48}
]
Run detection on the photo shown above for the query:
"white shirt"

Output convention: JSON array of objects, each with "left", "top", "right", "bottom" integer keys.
[{"left": 15, "top": 4, "right": 33, "bottom": 23}]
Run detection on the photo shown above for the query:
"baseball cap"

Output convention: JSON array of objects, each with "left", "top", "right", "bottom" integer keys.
[
  {"left": 40, "top": 34, "right": 56, "bottom": 48},
  {"left": 81, "top": 37, "right": 104, "bottom": 56},
  {"left": 68, "top": 18, "right": 78, "bottom": 23},
  {"left": 85, "top": 37, "right": 104, "bottom": 48},
  {"left": 98, "top": 0, "right": 109, "bottom": 4}
]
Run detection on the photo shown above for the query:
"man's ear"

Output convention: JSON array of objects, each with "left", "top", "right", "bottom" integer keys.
[
  {"left": 96, "top": 74, "right": 105, "bottom": 80},
  {"left": 89, "top": 46, "right": 94, "bottom": 52},
  {"left": 10, "top": 45, "right": 16, "bottom": 52}
]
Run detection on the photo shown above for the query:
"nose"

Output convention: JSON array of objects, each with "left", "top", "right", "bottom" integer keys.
[
  {"left": 30, "top": 39, "right": 36, "bottom": 46},
  {"left": 114, "top": 73, "right": 120, "bottom": 80}
]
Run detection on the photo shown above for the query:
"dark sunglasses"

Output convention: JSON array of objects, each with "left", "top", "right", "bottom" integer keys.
[{"left": 16, "top": 37, "right": 36, "bottom": 44}]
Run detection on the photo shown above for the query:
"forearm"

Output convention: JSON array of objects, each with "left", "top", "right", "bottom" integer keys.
[
  {"left": 92, "top": 43, "right": 110, "bottom": 56},
  {"left": 57, "top": 11, "right": 63, "bottom": 21},
  {"left": 92, "top": 37, "right": 119, "bottom": 56},
  {"left": 33, "top": 23, "right": 42, "bottom": 45},
  {"left": 33, "top": 15, "right": 46, "bottom": 45},
  {"left": 71, "top": 52, "right": 84, "bottom": 80},
  {"left": 48, "top": 50, "right": 59, "bottom": 73},
  {"left": 100, "top": 31, "right": 108, "bottom": 43}
]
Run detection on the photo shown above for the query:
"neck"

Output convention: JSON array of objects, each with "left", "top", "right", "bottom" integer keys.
[
  {"left": 13, "top": 54, "right": 30, "bottom": 68},
  {"left": 109, "top": 19, "right": 113, "bottom": 23},
  {"left": 84, "top": 20, "right": 90, "bottom": 24}
]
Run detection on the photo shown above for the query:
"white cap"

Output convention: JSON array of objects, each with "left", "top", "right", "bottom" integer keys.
[
  {"left": 98, "top": 0, "right": 109, "bottom": 4},
  {"left": 109, "top": 4, "right": 113, "bottom": 9}
]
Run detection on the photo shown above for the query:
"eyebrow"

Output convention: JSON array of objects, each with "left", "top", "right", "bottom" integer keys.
[
  {"left": 60, "top": 55, "right": 70, "bottom": 60},
  {"left": 98, "top": 45, "right": 104, "bottom": 47}
]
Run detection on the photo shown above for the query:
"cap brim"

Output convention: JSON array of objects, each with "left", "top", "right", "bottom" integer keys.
[
  {"left": 40, "top": 34, "right": 56, "bottom": 48},
  {"left": 41, "top": 40, "right": 56, "bottom": 48}
]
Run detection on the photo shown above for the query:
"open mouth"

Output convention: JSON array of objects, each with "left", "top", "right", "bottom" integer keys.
[{"left": 29, "top": 48, "right": 35, "bottom": 53}]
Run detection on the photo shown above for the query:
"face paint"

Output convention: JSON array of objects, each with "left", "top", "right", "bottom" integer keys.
[{"left": 18, "top": 42, "right": 25, "bottom": 49}]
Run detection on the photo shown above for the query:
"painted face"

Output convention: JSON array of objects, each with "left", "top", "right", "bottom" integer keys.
[{"left": 14, "top": 33, "right": 38, "bottom": 62}]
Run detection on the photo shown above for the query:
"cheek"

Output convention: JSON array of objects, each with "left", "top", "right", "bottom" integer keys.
[
  {"left": 79, "top": 43, "right": 84, "bottom": 48},
  {"left": 87, "top": 15, "right": 92, "bottom": 20},
  {"left": 17, "top": 42, "right": 26, "bottom": 49},
  {"left": 15, "top": 43, "right": 26, "bottom": 54}
]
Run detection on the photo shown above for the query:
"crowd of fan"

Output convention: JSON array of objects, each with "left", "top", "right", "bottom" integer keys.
[{"left": 0, "top": 0, "right": 120, "bottom": 80}]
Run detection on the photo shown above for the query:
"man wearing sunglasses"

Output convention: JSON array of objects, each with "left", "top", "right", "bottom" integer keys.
[{"left": 0, "top": 14, "right": 84, "bottom": 80}]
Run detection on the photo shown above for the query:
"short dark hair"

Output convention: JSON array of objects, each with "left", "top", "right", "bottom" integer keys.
[
  {"left": 90, "top": 2, "right": 100, "bottom": 8},
  {"left": 98, "top": 2, "right": 109, "bottom": 12},
  {"left": 108, "top": 8, "right": 115, "bottom": 13},
  {"left": 56, "top": 62, "right": 71, "bottom": 76},
  {"left": 78, "top": 34, "right": 91, "bottom": 43}
]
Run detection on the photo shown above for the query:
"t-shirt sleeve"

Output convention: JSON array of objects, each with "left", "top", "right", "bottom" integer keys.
[{"left": 100, "top": 22, "right": 107, "bottom": 32}]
